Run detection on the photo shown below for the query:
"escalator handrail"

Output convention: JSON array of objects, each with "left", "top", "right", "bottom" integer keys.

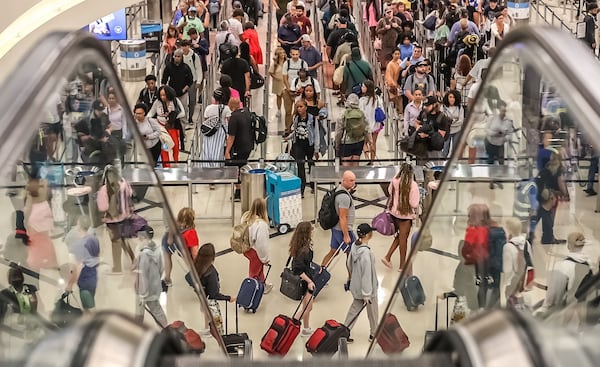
[
  {"left": 367, "top": 25, "right": 600, "bottom": 357},
  {"left": 0, "top": 30, "right": 229, "bottom": 356}
]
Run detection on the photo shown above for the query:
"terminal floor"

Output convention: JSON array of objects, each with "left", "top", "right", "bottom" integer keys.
[{"left": 3, "top": 8, "right": 600, "bottom": 361}]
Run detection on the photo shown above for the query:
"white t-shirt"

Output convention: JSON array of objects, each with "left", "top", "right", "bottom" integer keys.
[
  {"left": 204, "top": 103, "right": 232, "bottom": 124},
  {"left": 227, "top": 18, "right": 243, "bottom": 46},
  {"left": 469, "top": 58, "right": 491, "bottom": 82},
  {"left": 283, "top": 58, "right": 308, "bottom": 86},
  {"left": 290, "top": 76, "right": 321, "bottom": 94}
]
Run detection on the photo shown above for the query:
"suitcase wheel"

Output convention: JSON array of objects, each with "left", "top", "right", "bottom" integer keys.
[{"left": 278, "top": 223, "right": 290, "bottom": 234}]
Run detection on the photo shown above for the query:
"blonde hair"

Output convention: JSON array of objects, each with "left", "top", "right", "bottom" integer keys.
[
  {"left": 243, "top": 198, "right": 269, "bottom": 223},
  {"left": 504, "top": 217, "right": 522, "bottom": 237},
  {"left": 273, "top": 46, "right": 287, "bottom": 65},
  {"left": 177, "top": 207, "right": 196, "bottom": 229}
]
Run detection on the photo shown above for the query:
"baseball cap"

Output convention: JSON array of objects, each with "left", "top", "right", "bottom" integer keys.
[
  {"left": 92, "top": 99, "right": 105, "bottom": 111},
  {"left": 301, "top": 34, "right": 312, "bottom": 42},
  {"left": 423, "top": 96, "right": 438, "bottom": 106},
  {"left": 357, "top": 223, "right": 373, "bottom": 238},
  {"left": 189, "top": 6, "right": 197, "bottom": 11},
  {"left": 417, "top": 60, "right": 429, "bottom": 66}
]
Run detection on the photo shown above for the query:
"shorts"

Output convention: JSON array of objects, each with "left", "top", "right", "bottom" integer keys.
[
  {"left": 340, "top": 141, "right": 364, "bottom": 157},
  {"left": 330, "top": 228, "right": 355, "bottom": 252},
  {"left": 42, "top": 121, "right": 62, "bottom": 135},
  {"left": 80, "top": 289, "right": 96, "bottom": 309},
  {"left": 225, "top": 150, "right": 252, "bottom": 168},
  {"left": 162, "top": 232, "right": 177, "bottom": 254}
]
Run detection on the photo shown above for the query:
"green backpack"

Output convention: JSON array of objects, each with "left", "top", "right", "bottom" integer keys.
[{"left": 343, "top": 108, "right": 366, "bottom": 141}]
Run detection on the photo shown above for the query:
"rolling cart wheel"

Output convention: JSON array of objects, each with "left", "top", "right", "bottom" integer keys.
[{"left": 278, "top": 224, "right": 290, "bottom": 234}]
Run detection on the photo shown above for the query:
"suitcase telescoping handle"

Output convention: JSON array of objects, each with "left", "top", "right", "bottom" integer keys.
[
  {"left": 435, "top": 292, "right": 457, "bottom": 331},
  {"left": 265, "top": 263, "right": 272, "bottom": 281},
  {"left": 345, "top": 301, "right": 369, "bottom": 329},
  {"left": 292, "top": 292, "right": 315, "bottom": 322},
  {"left": 323, "top": 242, "right": 351, "bottom": 270},
  {"left": 225, "top": 298, "right": 240, "bottom": 334}
]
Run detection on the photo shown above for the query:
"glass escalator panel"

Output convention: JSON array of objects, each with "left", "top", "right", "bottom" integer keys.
[
  {"left": 0, "top": 31, "right": 225, "bottom": 363},
  {"left": 367, "top": 26, "right": 600, "bottom": 364}
]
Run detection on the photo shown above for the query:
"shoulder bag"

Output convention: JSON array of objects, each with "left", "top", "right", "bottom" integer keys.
[
  {"left": 279, "top": 256, "right": 305, "bottom": 300},
  {"left": 201, "top": 105, "right": 225, "bottom": 137}
]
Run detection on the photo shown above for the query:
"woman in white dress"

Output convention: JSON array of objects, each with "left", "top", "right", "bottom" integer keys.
[{"left": 201, "top": 88, "right": 231, "bottom": 170}]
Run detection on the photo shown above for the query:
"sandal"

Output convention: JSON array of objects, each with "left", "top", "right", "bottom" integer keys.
[{"left": 381, "top": 258, "right": 392, "bottom": 269}]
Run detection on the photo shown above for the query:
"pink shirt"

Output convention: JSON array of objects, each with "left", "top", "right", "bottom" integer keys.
[
  {"left": 387, "top": 178, "right": 420, "bottom": 219},
  {"left": 363, "top": 3, "right": 379, "bottom": 28},
  {"left": 229, "top": 87, "right": 243, "bottom": 108}
]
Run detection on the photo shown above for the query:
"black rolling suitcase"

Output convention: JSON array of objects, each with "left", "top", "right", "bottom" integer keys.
[
  {"left": 223, "top": 301, "right": 252, "bottom": 358},
  {"left": 305, "top": 303, "right": 367, "bottom": 356},
  {"left": 423, "top": 292, "right": 455, "bottom": 350}
]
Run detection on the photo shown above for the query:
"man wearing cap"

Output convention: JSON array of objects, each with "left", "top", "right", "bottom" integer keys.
[
  {"left": 583, "top": 3, "right": 599, "bottom": 51},
  {"left": 133, "top": 225, "right": 168, "bottom": 326},
  {"left": 300, "top": 34, "right": 322, "bottom": 78},
  {"left": 403, "top": 60, "right": 436, "bottom": 102},
  {"left": 177, "top": 6, "right": 205, "bottom": 40},
  {"left": 416, "top": 96, "right": 451, "bottom": 158},
  {"left": 376, "top": 5, "right": 404, "bottom": 67},
  {"left": 536, "top": 232, "right": 592, "bottom": 316}
]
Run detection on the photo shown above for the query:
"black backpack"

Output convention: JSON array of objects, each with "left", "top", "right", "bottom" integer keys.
[
  {"left": 251, "top": 112, "right": 267, "bottom": 144},
  {"left": 318, "top": 188, "right": 351, "bottom": 230},
  {"left": 219, "top": 34, "right": 234, "bottom": 63}
]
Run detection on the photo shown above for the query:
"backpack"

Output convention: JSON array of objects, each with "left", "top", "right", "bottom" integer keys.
[
  {"left": 209, "top": 0, "right": 220, "bottom": 14},
  {"left": 251, "top": 112, "right": 267, "bottom": 144},
  {"left": 293, "top": 76, "right": 315, "bottom": 90},
  {"left": 219, "top": 34, "right": 234, "bottom": 63},
  {"left": 318, "top": 188, "right": 351, "bottom": 230},
  {"left": 343, "top": 108, "right": 365, "bottom": 141},
  {"left": 230, "top": 220, "right": 253, "bottom": 254}
]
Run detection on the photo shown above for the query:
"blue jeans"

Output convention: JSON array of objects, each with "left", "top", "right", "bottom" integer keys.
[{"left": 442, "top": 132, "right": 461, "bottom": 157}]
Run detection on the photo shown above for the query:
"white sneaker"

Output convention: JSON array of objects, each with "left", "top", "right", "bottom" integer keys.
[
  {"left": 301, "top": 328, "right": 313, "bottom": 336},
  {"left": 264, "top": 283, "right": 274, "bottom": 294}
]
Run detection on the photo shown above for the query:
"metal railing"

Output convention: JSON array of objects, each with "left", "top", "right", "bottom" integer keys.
[
  {"left": 111, "top": 1, "right": 149, "bottom": 64},
  {"left": 530, "top": 0, "right": 575, "bottom": 34}
]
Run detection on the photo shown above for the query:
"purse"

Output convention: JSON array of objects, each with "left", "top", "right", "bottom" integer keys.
[
  {"left": 159, "top": 125, "right": 175, "bottom": 151},
  {"left": 279, "top": 257, "right": 304, "bottom": 300},
  {"left": 51, "top": 292, "right": 83, "bottom": 328},
  {"left": 201, "top": 105, "right": 224, "bottom": 137},
  {"left": 250, "top": 66, "right": 265, "bottom": 89},
  {"left": 120, "top": 213, "right": 149, "bottom": 238},
  {"left": 372, "top": 211, "right": 396, "bottom": 236},
  {"left": 375, "top": 104, "right": 386, "bottom": 123},
  {"left": 374, "top": 37, "right": 382, "bottom": 50}
]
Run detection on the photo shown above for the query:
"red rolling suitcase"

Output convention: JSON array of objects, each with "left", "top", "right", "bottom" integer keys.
[
  {"left": 260, "top": 294, "right": 313, "bottom": 356},
  {"left": 377, "top": 313, "right": 410, "bottom": 354},
  {"left": 305, "top": 303, "right": 367, "bottom": 356}
]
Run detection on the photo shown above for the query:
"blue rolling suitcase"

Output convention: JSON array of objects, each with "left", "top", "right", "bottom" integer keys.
[
  {"left": 236, "top": 265, "right": 271, "bottom": 313},
  {"left": 309, "top": 242, "right": 349, "bottom": 297},
  {"left": 400, "top": 275, "right": 426, "bottom": 311}
]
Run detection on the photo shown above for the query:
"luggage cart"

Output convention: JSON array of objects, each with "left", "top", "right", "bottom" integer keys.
[{"left": 265, "top": 171, "right": 302, "bottom": 234}]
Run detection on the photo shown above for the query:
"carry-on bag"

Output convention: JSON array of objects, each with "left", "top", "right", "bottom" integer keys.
[
  {"left": 400, "top": 275, "right": 426, "bottom": 311},
  {"left": 305, "top": 302, "right": 368, "bottom": 356},
  {"left": 260, "top": 294, "right": 314, "bottom": 356},
  {"left": 280, "top": 257, "right": 304, "bottom": 301},
  {"left": 236, "top": 264, "right": 271, "bottom": 313},
  {"left": 377, "top": 313, "right": 410, "bottom": 354},
  {"left": 51, "top": 292, "right": 83, "bottom": 328},
  {"left": 310, "top": 242, "right": 350, "bottom": 297},
  {"left": 223, "top": 301, "right": 252, "bottom": 358},
  {"left": 144, "top": 305, "right": 206, "bottom": 354},
  {"left": 423, "top": 292, "right": 454, "bottom": 351}
]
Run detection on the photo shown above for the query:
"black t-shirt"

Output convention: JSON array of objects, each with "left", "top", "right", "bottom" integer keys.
[
  {"left": 221, "top": 58, "right": 251, "bottom": 97},
  {"left": 228, "top": 108, "right": 255, "bottom": 154},
  {"left": 292, "top": 248, "right": 314, "bottom": 278},
  {"left": 326, "top": 28, "right": 354, "bottom": 59}
]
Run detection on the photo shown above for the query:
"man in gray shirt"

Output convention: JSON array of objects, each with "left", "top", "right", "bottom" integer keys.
[{"left": 321, "top": 170, "right": 356, "bottom": 267}]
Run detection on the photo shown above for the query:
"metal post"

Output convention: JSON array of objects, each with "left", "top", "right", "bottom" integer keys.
[
  {"left": 393, "top": 117, "right": 399, "bottom": 160},
  {"left": 261, "top": 0, "right": 273, "bottom": 159}
]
